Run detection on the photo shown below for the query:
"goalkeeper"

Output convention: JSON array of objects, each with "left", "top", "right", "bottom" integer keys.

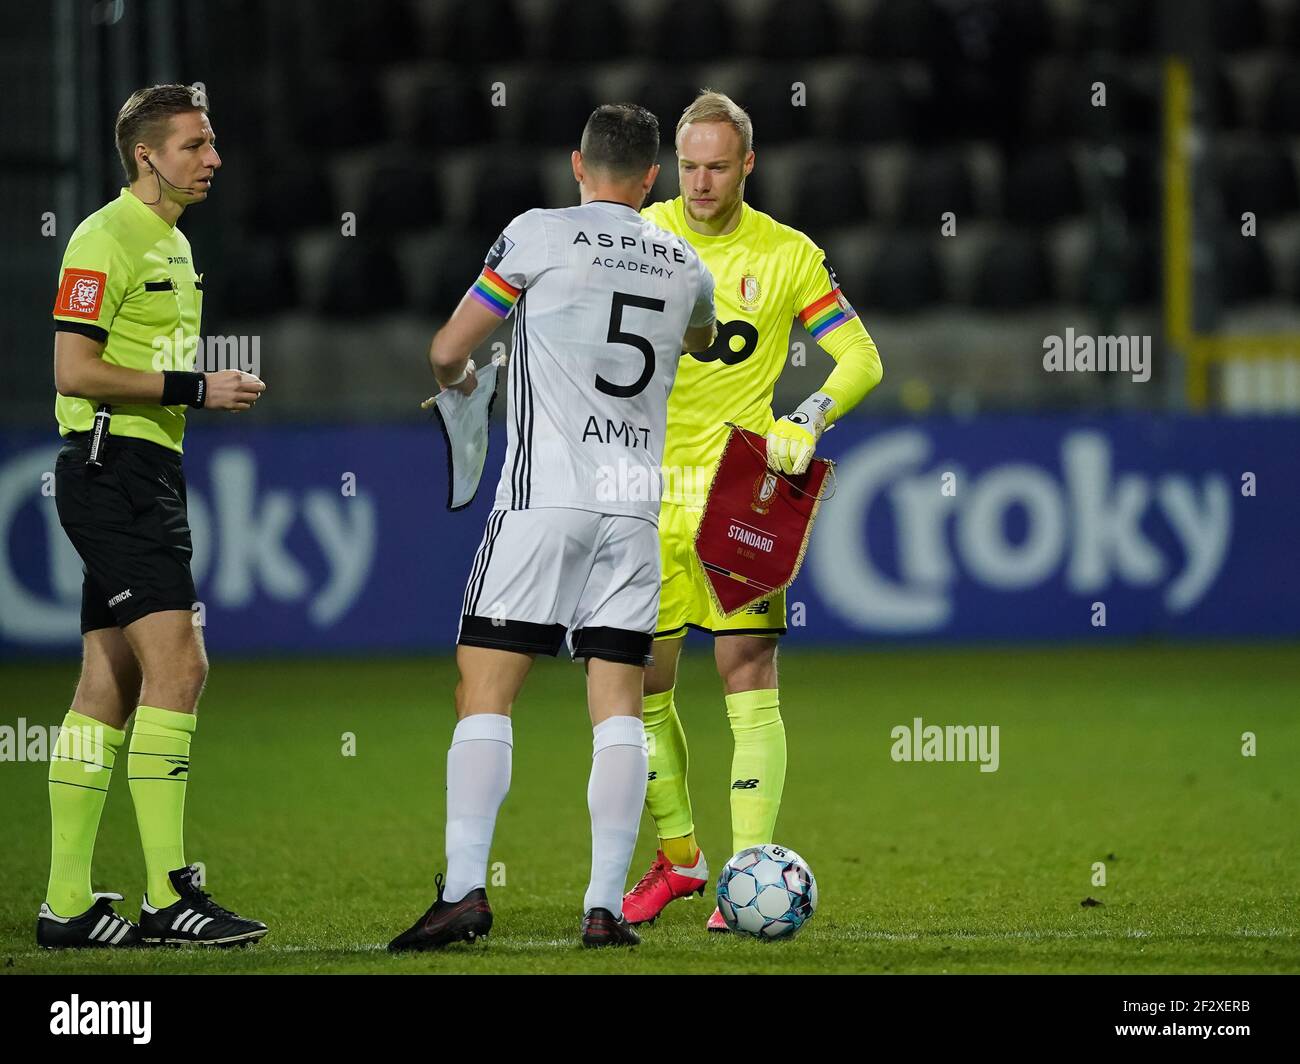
[{"left": 622, "top": 91, "right": 883, "bottom": 930}]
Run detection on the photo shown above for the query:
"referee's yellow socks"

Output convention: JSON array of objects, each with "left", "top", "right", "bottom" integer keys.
[
  {"left": 642, "top": 689, "right": 697, "bottom": 863},
  {"left": 725, "top": 688, "right": 786, "bottom": 853},
  {"left": 128, "top": 705, "right": 196, "bottom": 907},
  {"left": 47, "top": 710, "right": 126, "bottom": 918}
]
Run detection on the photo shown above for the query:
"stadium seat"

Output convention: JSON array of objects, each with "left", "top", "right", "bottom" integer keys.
[
  {"left": 1116, "top": 145, "right": 1158, "bottom": 221},
  {"left": 1120, "top": 228, "right": 1159, "bottom": 306},
  {"left": 1073, "top": 0, "right": 1155, "bottom": 54},
  {"left": 245, "top": 162, "right": 334, "bottom": 236},
  {"left": 1215, "top": 228, "right": 1275, "bottom": 304},
  {"left": 786, "top": 156, "right": 869, "bottom": 234},
  {"left": 359, "top": 163, "right": 443, "bottom": 235},
  {"left": 464, "top": 158, "right": 546, "bottom": 241},
  {"left": 294, "top": 76, "right": 387, "bottom": 151},
  {"left": 1209, "top": 66, "right": 1243, "bottom": 132},
  {"left": 746, "top": 179, "right": 773, "bottom": 216},
  {"left": 865, "top": 0, "right": 943, "bottom": 59},
  {"left": 865, "top": 235, "right": 943, "bottom": 312},
  {"left": 515, "top": 75, "right": 598, "bottom": 146},
  {"left": 922, "top": 1, "right": 1048, "bottom": 144},
  {"left": 971, "top": 234, "right": 1052, "bottom": 308},
  {"left": 539, "top": 0, "right": 631, "bottom": 61},
  {"left": 436, "top": 0, "right": 525, "bottom": 64},
  {"left": 900, "top": 152, "right": 975, "bottom": 228},
  {"left": 298, "top": 0, "right": 419, "bottom": 65},
  {"left": 755, "top": 0, "right": 845, "bottom": 59},
  {"left": 1120, "top": 69, "right": 1163, "bottom": 138},
  {"left": 421, "top": 235, "right": 494, "bottom": 316},
  {"left": 1083, "top": 228, "right": 1159, "bottom": 307},
  {"left": 735, "top": 72, "right": 816, "bottom": 145},
  {"left": 1210, "top": 0, "right": 1266, "bottom": 52},
  {"left": 1260, "top": 66, "right": 1300, "bottom": 134},
  {"left": 625, "top": 73, "right": 702, "bottom": 141},
  {"left": 642, "top": 0, "right": 732, "bottom": 62},
  {"left": 320, "top": 241, "right": 406, "bottom": 317},
  {"left": 1028, "top": 63, "right": 1155, "bottom": 141},
  {"left": 1221, "top": 145, "right": 1300, "bottom": 219},
  {"left": 406, "top": 79, "right": 495, "bottom": 148},
  {"left": 208, "top": 238, "right": 299, "bottom": 319},
  {"left": 1282, "top": 0, "right": 1300, "bottom": 52},
  {"left": 1004, "top": 148, "right": 1082, "bottom": 226},
  {"left": 833, "top": 69, "right": 919, "bottom": 143}
]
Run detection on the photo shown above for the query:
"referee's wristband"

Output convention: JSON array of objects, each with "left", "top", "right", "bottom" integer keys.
[{"left": 161, "top": 371, "right": 206, "bottom": 408}]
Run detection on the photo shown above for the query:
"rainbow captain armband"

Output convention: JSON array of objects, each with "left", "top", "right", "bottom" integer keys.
[
  {"left": 469, "top": 267, "right": 521, "bottom": 318},
  {"left": 798, "top": 289, "right": 857, "bottom": 340}
]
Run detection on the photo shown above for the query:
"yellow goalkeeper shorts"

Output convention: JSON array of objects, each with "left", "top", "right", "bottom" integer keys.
[{"left": 655, "top": 500, "right": 786, "bottom": 639}]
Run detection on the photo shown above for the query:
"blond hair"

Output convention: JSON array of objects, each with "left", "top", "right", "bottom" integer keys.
[{"left": 675, "top": 90, "right": 753, "bottom": 155}]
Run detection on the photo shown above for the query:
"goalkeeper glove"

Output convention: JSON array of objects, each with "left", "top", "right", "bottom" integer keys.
[{"left": 766, "top": 392, "right": 835, "bottom": 475}]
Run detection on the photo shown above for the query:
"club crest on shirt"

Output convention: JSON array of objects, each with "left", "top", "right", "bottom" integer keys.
[
  {"left": 752, "top": 470, "right": 778, "bottom": 514},
  {"left": 738, "top": 273, "right": 761, "bottom": 309}
]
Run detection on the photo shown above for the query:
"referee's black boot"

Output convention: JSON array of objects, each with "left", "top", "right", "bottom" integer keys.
[
  {"left": 138, "top": 864, "right": 267, "bottom": 946},
  {"left": 37, "top": 892, "right": 142, "bottom": 949}
]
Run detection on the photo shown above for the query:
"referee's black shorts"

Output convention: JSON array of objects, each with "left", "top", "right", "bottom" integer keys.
[{"left": 55, "top": 432, "right": 197, "bottom": 634}]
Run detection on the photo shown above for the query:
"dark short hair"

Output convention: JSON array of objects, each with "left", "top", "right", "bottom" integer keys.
[
  {"left": 115, "top": 84, "right": 208, "bottom": 182},
  {"left": 579, "top": 104, "right": 660, "bottom": 178}
]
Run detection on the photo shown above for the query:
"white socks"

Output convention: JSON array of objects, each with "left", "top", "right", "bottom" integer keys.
[
  {"left": 441, "top": 712, "right": 647, "bottom": 917},
  {"left": 584, "top": 715, "right": 649, "bottom": 918},
  {"left": 442, "top": 713, "right": 513, "bottom": 904}
]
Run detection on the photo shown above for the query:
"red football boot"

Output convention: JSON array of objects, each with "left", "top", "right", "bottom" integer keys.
[
  {"left": 622, "top": 849, "right": 709, "bottom": 925},
  {"left": 706, "top": 907, "right": 730, "bottom": 932}
]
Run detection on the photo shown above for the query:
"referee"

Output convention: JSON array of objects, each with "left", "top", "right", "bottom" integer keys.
[{"left": 38, "top": 85, "right": 267, "bottom": 948}]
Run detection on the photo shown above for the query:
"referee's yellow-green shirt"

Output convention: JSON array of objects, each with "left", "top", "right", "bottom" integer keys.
[{"left": 52, "top": 188, "right": 204, "bottom": 453}]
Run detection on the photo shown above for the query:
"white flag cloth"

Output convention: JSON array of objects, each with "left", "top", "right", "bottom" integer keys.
[{"left": 432, "top": 357, "right": 503, "bottom": 511}]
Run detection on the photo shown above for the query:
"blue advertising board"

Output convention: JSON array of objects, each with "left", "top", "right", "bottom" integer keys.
[{"left": 1, "top": 415, "right": 1295, "bottom": 656}]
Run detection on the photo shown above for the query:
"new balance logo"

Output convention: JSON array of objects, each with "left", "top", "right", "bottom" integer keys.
[
  {"left": 731, "top": 778, "right": 760, "bottom": 789},
  {"left": 647, "top": 771, "right": 657, "bottom": 781},
  {"left": 744, "top": 600, "right": 771, "bottom": 615},
  {"left": 165, "top": 758, "right": 189, "bottom": 778}
]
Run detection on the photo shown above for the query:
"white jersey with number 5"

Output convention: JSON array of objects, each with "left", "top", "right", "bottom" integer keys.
[{"left": 473, "top": 201, "right": 715, "bottom": 523}]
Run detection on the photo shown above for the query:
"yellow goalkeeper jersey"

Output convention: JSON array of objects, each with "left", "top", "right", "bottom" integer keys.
[{"left": 642, "top": 196, "right": 859, "bottom": 505}]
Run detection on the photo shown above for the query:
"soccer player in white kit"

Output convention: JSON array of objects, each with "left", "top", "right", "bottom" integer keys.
[{"left": 389, "top": 104, "right": 716, "bottom": 951}]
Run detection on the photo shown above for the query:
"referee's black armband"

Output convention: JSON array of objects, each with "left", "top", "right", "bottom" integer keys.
[{"left": 161, "top": 370, "right": 206, "bottom": 408}]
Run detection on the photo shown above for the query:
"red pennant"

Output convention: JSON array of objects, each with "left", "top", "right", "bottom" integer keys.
[{"left": 693, "top": 426, "right": 832, "bottom": 617}]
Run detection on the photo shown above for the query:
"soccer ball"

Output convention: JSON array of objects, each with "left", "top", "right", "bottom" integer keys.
[{"left": 716, "top": 844, "right": 817, "bottom": 939}]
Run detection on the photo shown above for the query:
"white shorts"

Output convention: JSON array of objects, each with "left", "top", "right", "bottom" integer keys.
[{"left": 457, "top": 508, "right": 660, "bottom": 665}]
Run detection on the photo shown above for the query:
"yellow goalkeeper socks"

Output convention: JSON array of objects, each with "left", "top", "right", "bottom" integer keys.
[
  {"left": 642, "top": 688, "right": 696, "bottom": 847},
  {"left": 725, "top": 689, "right": 786, "bottom": 852},
  {"left": 661, "top": 833, "right": 700, "bottom": 868}
]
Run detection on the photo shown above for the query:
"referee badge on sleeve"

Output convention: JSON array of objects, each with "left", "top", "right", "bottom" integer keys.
[{"left": 54, "top": 269, "right": 108, "bottom": 318}]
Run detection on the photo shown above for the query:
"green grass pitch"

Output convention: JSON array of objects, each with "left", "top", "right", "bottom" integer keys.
[{"left": 1, "top": 643, "right": 1297, "bottom": 974}]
